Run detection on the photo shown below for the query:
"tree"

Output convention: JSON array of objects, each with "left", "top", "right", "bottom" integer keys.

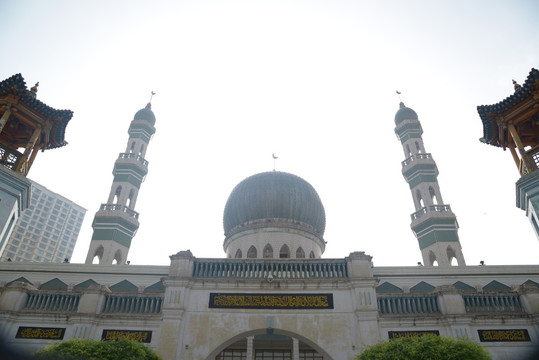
[
  {"left": 356, "top": 335, "right": 491, "bottom": 360},
  {"left": 32, "top": 338, "right": 162, "bottom": 360}
]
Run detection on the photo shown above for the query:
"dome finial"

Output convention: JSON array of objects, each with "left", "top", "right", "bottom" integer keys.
[
  {"left": 272, "top": 153, "right": 278, "bottom": 171},
  {"left": 148, "top": 91, "right": 156, "bottom": 105},
  {"left": 396, "top": 90, "right": 405, "bottom": 108}
]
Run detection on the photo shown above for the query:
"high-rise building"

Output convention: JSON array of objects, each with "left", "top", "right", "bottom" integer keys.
[{"left": 0, "top": 180, "right": 86, "bottom": 263}]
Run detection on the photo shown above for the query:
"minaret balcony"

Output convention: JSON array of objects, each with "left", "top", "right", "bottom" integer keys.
[
  {"left": 99, "top": 203, "right": 140, "bottom": 219},
  {"left": 118, "top": 153, "right": 148, "bottom": 166},
  {"left": 410, "top": 204, "right": 453, "bottom": 222},
  {"left": 401, "top": 153, "right": 434, "bottom": 167}
]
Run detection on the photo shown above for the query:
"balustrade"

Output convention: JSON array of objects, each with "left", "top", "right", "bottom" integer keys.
[
  {"left": 411, "top": 204, "right": 452, "bottom": 221},
  {"left": 99, "top": 204, "right": 139, "bottom": 219},
  {"left": 118, "top": 152, "right": 149, "bottom": 166},
  {"left": 401, "top": 153, "right": 432, "bottom": 167},
  {"left": 102, "top": 295, "right": 163, "bottom": 314},
  {"left": 463, "top": 294, "right": 523, "bottom": 313},
  {"left": 193, "top": 260, "right": 348, "bottom": 280},
  {"left": 24, "top": 293, "right": 80, "bottom": 312},
  {"left": 377, "top": 295, "right": 440, "bottom": 315}
]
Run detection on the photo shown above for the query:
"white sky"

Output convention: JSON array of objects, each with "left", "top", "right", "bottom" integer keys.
[{"left": 1, "top": 0, "right": 538, "bottom": 266}]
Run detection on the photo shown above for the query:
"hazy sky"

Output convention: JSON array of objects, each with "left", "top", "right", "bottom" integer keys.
[{"left": 1, "top": 0, "right": 538, "bottom": 266}]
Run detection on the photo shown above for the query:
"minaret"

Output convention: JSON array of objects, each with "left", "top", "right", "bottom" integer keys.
[
  {"left": 85, "top": 103, "right": 156, "bottom": 265},
  {"left": 394, "top": 102, "right": 465, "bottom": 267}
]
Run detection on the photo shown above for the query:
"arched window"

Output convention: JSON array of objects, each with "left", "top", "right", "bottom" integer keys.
[
  {"left": 296, "top": 247, "right": 305, "bottom": 258},
  {"left": 113, "top": 249, "right": 122, "bottom": 264},
  {"left": 309, "top": 251, "right": 315, "bottom": 259},
  {"left": 127, "top": 189, "right": 135, "bottom": 208},
  {"left": 114, "top": 186, "right": 122, "bottom": 204},
  {"left": 263, "top": 244, "right": 273, "bottom": 258},
  {"left": 447, "top": 246, "right": 458, "bottom": 266},
  {"left": 247, "top": 246, "right": 257, "bottom": 258},
  {"left": 415, "top": 141, "right": 422, "bottom": 153},
  {"left": 92, "top": 246, "right": 104, "bottom": 264},
  {"left": 279, "top": 245, "right": 290, "bottom": 259},
  {"left": 139, "top": 144, "right": 145, "bottom": 156},
  {"left": 129, "top": 142, "right": 135, "bottom": 153},
  {"left": 429, "top": 187, "right": 438, "bottom": 205},
  {"left": 235, "top": 249, "right": 242, "bottom": 259},
  {"left": 416, "top": 190, "right": 424, "bottom": 208},
  {"left": 428, "top": 251, "right": 437, "bottom": 266},
  {"left": 406, "top": 144, "right": 412, "bottom": 157}
]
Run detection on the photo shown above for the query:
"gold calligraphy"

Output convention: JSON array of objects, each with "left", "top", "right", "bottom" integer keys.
[
  {"left": 388, "top": 331, "right": 439, "bottom": 339},
  {"left": 16, "top": 327, "right": 65, "bottom": 340},
  {"left": 210, "top": 293, "right": 333, "bottom": 309},
  {"left": 478, "top": 329, "right": 530, "bottom": 342},
  {"left": 101, "top": 330, "right": 152, "bottom": 343}
]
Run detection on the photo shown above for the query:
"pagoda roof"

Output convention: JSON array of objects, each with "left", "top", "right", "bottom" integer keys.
[
  {"left": 0, "top": 73, "right": 73, "bottom": 150},
  {"left": 477, "top": 68, "right": 539, "bottom": 148}
]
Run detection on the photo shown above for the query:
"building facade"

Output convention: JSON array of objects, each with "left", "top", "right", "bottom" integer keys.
[
  {"left": 0, "top": 102, "right": 538, "bottom": 360},
  {"left": 0, "top": 180, "right": 86, "bottom": 263}
]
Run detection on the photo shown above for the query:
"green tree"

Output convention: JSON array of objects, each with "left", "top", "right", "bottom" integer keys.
[
  {"left": 32, "top": 338, "right": 162, "bottom": 360},
  {"left": 356, "top": 335, "right": 491, "bottom": 360}
]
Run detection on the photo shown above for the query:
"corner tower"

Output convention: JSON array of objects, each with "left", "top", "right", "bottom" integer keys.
[
  {"left": 394, "top": 102, "right": 465, "bottom": 267},
  {"left": 85, "top": 103, "right": 156, "bottom": 265}
]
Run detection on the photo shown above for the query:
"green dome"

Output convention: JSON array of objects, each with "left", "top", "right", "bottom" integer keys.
[
  {"left": 134, "top": 103, "right": 156, "bottom": 125},
  {"left": 395, "top": 102, "right": 418, "bottom": 125},
  {"left": 223, "top": 171, "right": 326, "bottom": 237}
]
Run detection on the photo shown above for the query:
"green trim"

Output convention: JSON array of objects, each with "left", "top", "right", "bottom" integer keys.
[
  {"left": 127, "top": 132, "right": 152, "bottom": 143},
  {"left": 413, "top": 217, "right": 458, "bottom": 232},
  {"left": 453, "top": 281, "right": 475, "bottom": 291},
  {"left": 417, "top": 230, "right": 460, "bottom": 249},
  {"left": 92, "top": 216, "right": 139, "bottom": 231},
  {"left": 129, "top": 122, "right": 155, "bottom": 135},
  {"left": 397, "top": 132, "right": 423, "bottom": 143},
  {"left": 402, "top": 163, "right": 438, "bottom": 177},
  {"left": 6, "top": 276, "right": 33, "bottom": 286},
  {"left": 407, "top": 174, "right": 438, "bottom": 189},
  {"left": 113, "top": 162, "right": 147, "bottom": 178},
  {"left": 91, "top": 229, "right": 133, "bottom": 247},
  {"left": 483, "top": 280, "right": 511, "bottom": 291},
  {"left": 113, "top": 174, "right": 142, "bottom": 187},
  {"left": 110, "top": 279, "right": 138, "bottom": 293},
  {"left": 395, "top": 123, "right": 423, "bottom": 143},
  {"left": 376, "top": 282, "right": 403, "bottom": 293},
  {"left": 410, "top": 281, "right": 435, "bottom": 293},
  {"left": 74, "top": 279, "right": 98, "bottom": 291},
  {"left": 40, "top": 278, "right": 68, "bottom": 290}
]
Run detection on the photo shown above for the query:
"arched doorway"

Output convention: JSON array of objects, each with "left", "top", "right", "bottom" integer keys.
[{"left": 207, "top": 329, "right": 332, "bottom": 360}]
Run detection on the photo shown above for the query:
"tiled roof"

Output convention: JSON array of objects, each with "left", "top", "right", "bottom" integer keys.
[
  {"left": 477, "top": 68, "right": 539, "bottom": 145},
  {"left": 0, "top": 73, "right": 73, "bottom": 149}
]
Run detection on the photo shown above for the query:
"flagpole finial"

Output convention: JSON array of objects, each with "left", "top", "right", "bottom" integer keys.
[{"left": 149, "top": 91, "right": 156, "bottom": 104}]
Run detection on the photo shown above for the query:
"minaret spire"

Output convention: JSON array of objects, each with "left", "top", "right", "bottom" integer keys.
[
  {"left": 394, "top": 103, "right": 466, "bottom": 266},
  {"left": 85, "top": 103, "right": 156, "bottom": 265}
]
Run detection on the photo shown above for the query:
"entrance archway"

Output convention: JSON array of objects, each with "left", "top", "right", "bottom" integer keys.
[{"left": 206, "top": 328, "right": 333, "bottom": 360}]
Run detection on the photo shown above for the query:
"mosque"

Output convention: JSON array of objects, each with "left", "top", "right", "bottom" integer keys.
[{"left": 0, "top": 72, "right": 538, "bottom": 360}]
